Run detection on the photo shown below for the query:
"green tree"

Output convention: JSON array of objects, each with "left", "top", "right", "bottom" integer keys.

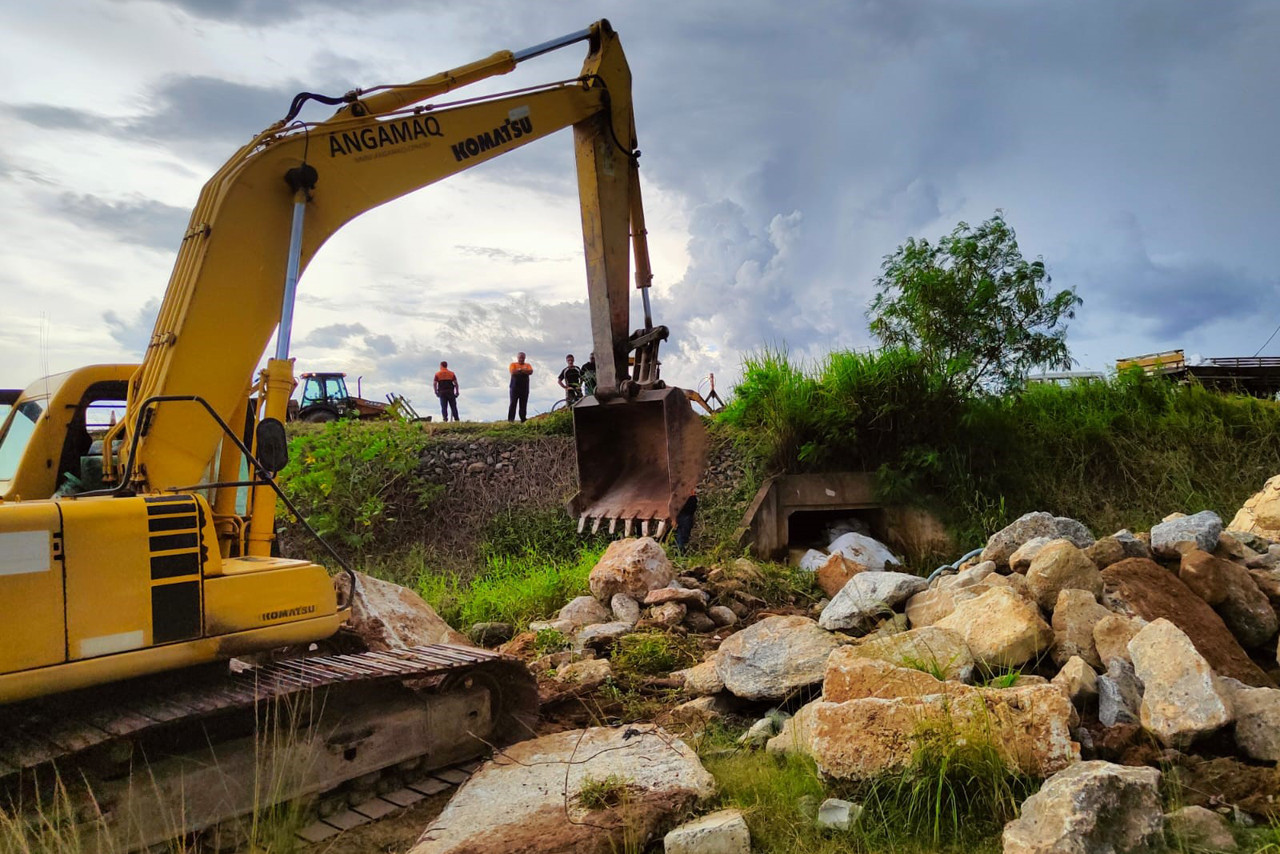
[{"left": 868, "top": 212, "right": 1082, "bottom": 395}]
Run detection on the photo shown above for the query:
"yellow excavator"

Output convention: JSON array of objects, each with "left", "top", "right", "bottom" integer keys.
[{"left": 0, "top": 20, "right": 705, "bottom": 849}]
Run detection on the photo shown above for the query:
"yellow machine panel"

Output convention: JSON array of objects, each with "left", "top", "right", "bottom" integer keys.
[
  {"left": 204, "top": 556, "right": 338, "bottom": 637},
  {"left": 0, "top": 503, "right": 64, "bottom": 673}
]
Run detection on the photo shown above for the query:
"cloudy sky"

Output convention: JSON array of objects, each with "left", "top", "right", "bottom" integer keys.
[{"left": 3, "top": 1, "right": 1277, "bottom": 420}]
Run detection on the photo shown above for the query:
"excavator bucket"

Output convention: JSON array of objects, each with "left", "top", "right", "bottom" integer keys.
[{"left": 569, "top": 386, "right": 708, "bottom": 535}]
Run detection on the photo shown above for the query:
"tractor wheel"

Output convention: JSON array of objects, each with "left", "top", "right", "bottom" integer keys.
[{"left": 299, "top": 407, "right": 339, "bottom": 423}]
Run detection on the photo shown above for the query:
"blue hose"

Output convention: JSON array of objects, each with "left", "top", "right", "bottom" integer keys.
[{"left": 926, "top": 547, "right": 984, "bottom": 583}]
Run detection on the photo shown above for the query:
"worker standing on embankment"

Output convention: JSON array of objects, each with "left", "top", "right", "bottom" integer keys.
[{"left": 508, "top": 352, "right": 533, "bottom": 422}]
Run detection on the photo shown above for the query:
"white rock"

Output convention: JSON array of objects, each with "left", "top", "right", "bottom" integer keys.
[
  {"left": 663, "top": 809, "right": 751, "bottom": 854},
  {"left": 1128, "top": 618, "right": 1233, "bottom": 748},
  {"left": 1001, "top": 761, "right": 1163, "bottom": 854},
  {"left": 1150, "top": 510, "right": 1223, "bottom": 559},
  {"left": 611, "top": 593, "right": 641, "bottom": 625},
  {"left": 799, "top": 549, "right": 829, "bottom": 572},
  {"left": 529, "top": 618, "right": 576, "bottom": 635},
  {"left": 412, "top": 725, "right": 715, "bottom": 854},
  {"left": 559, "top": 595, "right": 612, "bottom": 628},
  {"left": 816, "top": 798, "right": 862, "bottom": 831},
  {"left": 716, "top": 615, "right": 843, "bottom": 700},
  {"left": 818, "top": 571, "right": 929, "bottom": 633},
  {"left": 828, "top": 532, "right": 901, "bottom": 571}
]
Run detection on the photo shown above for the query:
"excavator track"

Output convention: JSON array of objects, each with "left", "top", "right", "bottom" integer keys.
[{"left": 0, "top": 645, "right": 537, "bottom": 852}]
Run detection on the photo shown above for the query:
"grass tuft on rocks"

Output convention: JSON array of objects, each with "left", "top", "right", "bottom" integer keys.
[{"left": 611, "top": 632, "right": 700, "bottom": 677}]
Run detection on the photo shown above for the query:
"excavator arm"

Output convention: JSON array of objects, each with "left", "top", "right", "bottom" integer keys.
[{"left": 113, "top": 20, "right": 704, "bottom": 552}]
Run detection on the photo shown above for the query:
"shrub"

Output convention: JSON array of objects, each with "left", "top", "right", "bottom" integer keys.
[
  {"left": 278, "top": 420, "right": 441, "bottom": 552},
  {"left": 725, "top": 348, "right": 1280, "bottom": 548}
]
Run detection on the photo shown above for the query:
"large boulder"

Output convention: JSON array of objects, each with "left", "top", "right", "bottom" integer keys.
[
  {"left": 1100, "top": 558, "right": 1274, "bottom": 686},
  {"left": 559, "top": 595, "right": 612, "bottom": 628},
  {"left": 1216, "top": 678, "right": 1280, "bottom": 763},
  {"left": 715, "top": 615, "right": 843, "bottom": 700},
  {"left": 842, "top": 626, "right": 975, "bottom": 682},
  {"left": 1010, "top": 537, "right": 1054, "bottom": 574},
  {"left": 588, "top": 537, "right": 674, "bottom": 602},
  {"left": 1150, "top": 511, "right": 1223, "bottom": 559},
  {"left": 1179, "top": 549, "right": 1278, "bottom": 648},
  {"left": 935, "top": 587, "right": 1053, "bottom": 669},
  {"left": 410, "top": 725, "right": 714, "bottom": 854},
  {"left": 1229, "top": 474, "right": 1280, "bottom": 541},
  {"left": 818, "top": 571, "right": 928, "bottom": 633},
  {"left": 1053, "top": 656, "right": 1099, "bottom": 708},
  {"left": 1051, "top": 588, "right": 1111, "bottom": 669},
  {"left": 823, "top": 653, "right": 969, "bottom": 703},
  {"left": 1128, "top": 619, "right": 1233, "bottom": 748},
  {"left": 905, "top": 586, "right": 981, "bottom": 627},
  {"left": 981, "top": 512, "right": 1095, "bottom": 568},
  {"left": 1026, "top": 540, "right": 1104, "bottom": 612},
  {"left": 1093, "top": 614, "right": 1143, "bottom": 666},
  {"left": 1001, "top": 761, "right": 1163, "bottom": 854},
  {"left": 810, "top": 684, "right": 1078, "bottom": 781},
  {"left": 337, "top": 572, "right": 471, "bottom": 650},
  {"left": 828, "top": 532, "right": 901, "bottom": 571}
]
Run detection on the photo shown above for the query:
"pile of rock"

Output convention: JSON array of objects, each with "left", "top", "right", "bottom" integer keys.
[
  {"left": 416, "top": 477, "right": 1280, "bottom": 853},
  {"left": 519, "top": 537, "right": 754, "bottom": 650}
]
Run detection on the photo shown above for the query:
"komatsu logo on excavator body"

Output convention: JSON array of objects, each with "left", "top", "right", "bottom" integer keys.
[
  {"left": 451, "top": 113, "right": 533, "bottom": 162},
  {"left": 261, "top": 604, "right": 317, "bottom": 622},
  {"left": 327, "top": 116, "right": 443, "bottom": 158}
]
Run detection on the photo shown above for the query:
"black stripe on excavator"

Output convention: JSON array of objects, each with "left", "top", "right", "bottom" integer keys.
[
  {"left": 150, "top": 551, "right": 200, "bottom": 580},
  {"left": 146, "top": 501, "right": 198, "bottom": 517},
  {"left": 147, "top": 514, "right": 197, "bottom": 533},
  {"left": 150, "top": 532, "right": 198, "bottom": 552},
  {"left": 152, "top": 580, "right": 201, "bottom": 644},
  {"left": 144, "top": 494, "right": 194, "bottom": 504}
]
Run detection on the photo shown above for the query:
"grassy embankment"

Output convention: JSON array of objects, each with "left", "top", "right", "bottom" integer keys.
[{"left": 723, "top": 347, "right": 1280, "bottom": 549}]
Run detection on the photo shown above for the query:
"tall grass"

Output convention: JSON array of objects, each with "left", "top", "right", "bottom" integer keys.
[
  {"left": 398, "top": 544, "right": 606, "bottom": 630},
  {"left": 724, "top": 348, "right": 1280, "bottom": 545}
]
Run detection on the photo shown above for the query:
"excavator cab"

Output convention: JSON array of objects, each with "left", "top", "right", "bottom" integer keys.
[{"left": 570, "top": 386, "right": 707, "bottom": 537}]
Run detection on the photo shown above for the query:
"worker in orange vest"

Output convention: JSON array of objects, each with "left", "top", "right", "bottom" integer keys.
[
  {"left": 434, "top": 361, "right": 460, "bottom": 422},
  {"left": 508, "top": 352, "right": 533, "bottom": 422}
]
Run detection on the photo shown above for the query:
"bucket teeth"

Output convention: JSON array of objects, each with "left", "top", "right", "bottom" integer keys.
[
  {"left": 592, "top": 516, "right": 603, "bottom": 534},
  {"left": 608, "top": 517, "right": 618, "bottom": 535},
  {"left": 623, "top": 518, "right": 633, "bottom": 537},
  {"left": 578, "top": 514, "right": 588, "bottom": 534},
  {"left": 655, "top": 519, "right": 667, "bottom": 539}
]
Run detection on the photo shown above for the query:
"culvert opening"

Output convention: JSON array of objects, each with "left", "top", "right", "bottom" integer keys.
[{"left": 786, "top": 507, "right": 887, "bottom": 553}]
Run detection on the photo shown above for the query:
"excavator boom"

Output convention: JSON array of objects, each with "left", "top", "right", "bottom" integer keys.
[{"left": 0, "top": 24, "right": 703, "bottom": 847}]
